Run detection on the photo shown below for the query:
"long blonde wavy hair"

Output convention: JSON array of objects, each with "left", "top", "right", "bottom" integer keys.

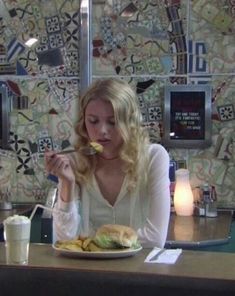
[{"left": 74, "top": 78, "right": 150, "bottom": 192}]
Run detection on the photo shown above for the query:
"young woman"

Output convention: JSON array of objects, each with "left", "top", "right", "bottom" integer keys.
[{"left": 45, "top": 78, "right": 170, "bottom": 248}]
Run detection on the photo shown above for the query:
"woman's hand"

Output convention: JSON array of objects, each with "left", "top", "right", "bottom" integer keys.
[
  {"left": 44, "top": 151, "right": 76, "bottom": 202},
  {"left": 44, "top": 150, "right": 75, "bottom": 183}
]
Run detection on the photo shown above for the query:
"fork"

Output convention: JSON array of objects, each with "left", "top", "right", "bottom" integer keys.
[{"left": 56, "top": 146, "right": 97, "bottom": 155}]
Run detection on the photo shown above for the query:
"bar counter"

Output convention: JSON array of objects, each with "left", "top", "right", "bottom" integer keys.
[{"left": 0, "top": 243, "right": 235, "bottom": 296}]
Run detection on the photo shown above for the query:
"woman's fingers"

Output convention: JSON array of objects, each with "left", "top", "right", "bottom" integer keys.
[
  {"left": 51, "top": 157, "right": 69, "bottom": 173},
  {"left": 44, "top": 151, "right": 75, "bottom": 184},
  {"left": 45, "top": 153, "right": 71, "bottom": 176}
]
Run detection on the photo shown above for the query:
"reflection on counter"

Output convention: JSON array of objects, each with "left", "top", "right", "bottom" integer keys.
[
  {"left": 0, "top": 206, "right": 234, "bottom": 252},
  {"left": 173, "top": 215, "right": 195, "bottom": 241},
  {"left": 166, "top": 210, "right": 233, "bottom": 248}
]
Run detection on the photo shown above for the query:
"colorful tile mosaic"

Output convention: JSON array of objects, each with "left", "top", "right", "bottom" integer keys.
[{"left": 0, "top": 0, "right": 234, "bottom": 207}]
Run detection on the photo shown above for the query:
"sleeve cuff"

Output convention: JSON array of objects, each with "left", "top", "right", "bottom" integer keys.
[{"left": 57, "top": 199, "right": 76, "bottom": 212}]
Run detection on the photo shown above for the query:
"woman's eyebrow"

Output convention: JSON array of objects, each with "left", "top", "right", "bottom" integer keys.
[{"left": 86, "top": 114, "right": 114, "bottom": 118}]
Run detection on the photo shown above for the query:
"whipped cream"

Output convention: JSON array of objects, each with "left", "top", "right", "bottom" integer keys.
[
  {"left": 4, "top": 215, "right": 31, "bottom": 264},
  {"left": 4, "top": 214, "right": 30, "bottom": 225}
]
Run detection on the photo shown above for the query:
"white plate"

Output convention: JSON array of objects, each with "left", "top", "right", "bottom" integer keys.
[{"left": 52, "top": 244, "right": 143, "bottom": 259}]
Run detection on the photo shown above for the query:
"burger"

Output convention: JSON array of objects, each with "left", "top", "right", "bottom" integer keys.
[
  {"left": 94, "top": 224, "right": 139, "bottom": 249},
  {"left": 54, "top": 224, "right": 140, "bottom": 252}
]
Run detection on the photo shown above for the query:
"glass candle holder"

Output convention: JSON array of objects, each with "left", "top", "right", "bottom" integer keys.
[{"left": 174, "top": 169, "right": 194, "bottom": 216}]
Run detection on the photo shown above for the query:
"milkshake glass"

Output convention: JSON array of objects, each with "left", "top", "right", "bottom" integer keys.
[{"left": 3, "top": 215, "right": 31, "bottom": 265}]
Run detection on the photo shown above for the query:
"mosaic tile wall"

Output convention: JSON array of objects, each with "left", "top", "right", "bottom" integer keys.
[
  {"left": 0, "top": 0, "right": 234, "bottom": 207},
  {"left": 0, "top": 0, "right": 80, "bottom": 203}
]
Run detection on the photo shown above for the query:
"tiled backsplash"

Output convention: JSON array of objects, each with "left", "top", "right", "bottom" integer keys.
[{"left": 0, "top": 0, "right": 234, "bottom": 207}]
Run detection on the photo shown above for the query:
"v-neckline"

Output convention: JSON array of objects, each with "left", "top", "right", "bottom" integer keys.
[{"left": 92, "top": 174, "right": 127, "bottom": 207}]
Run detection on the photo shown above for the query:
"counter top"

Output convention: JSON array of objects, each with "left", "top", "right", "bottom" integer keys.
[
  {"left": 0, "top": 243, "right": 235, "bottom": 296},
  {"left": 166, "top": 210, "right": 233, "bottom": 247},
  {"left": 0, "top": 207, "right": 233, "bottom": 249}
]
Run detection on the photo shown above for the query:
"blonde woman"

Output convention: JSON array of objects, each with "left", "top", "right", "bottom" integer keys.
[{"left": 45, "top": 78, "right": 170, "bottom": 248}]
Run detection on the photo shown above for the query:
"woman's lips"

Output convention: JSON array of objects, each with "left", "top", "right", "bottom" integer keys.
[{"left": 97, "top": 139, "right": 110, "bottom": 146}]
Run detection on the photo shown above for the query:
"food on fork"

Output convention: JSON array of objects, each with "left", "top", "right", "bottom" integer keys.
[
  {"left": 89, "top": 141, "right": 103, "bottom": 153},
  {"left": 55, "top": 141, "right": 103, "bottom": 155}
]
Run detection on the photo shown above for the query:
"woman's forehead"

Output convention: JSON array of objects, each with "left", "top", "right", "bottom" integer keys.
[{"left": 85, "top": 99, "right": 114, "bottom": 116}]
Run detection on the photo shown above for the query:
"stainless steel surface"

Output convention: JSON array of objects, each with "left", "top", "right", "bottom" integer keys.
[
  {"left": 0, "top": 202, "right": 12, "bottom": 210},
  {"left": 42, "top": 188, "right": 58, "bottom": 218},
  {"left": 80, "top": 0, "right": 92, "bottom": 95},
  {"left": 12, "top": 203, "right": 35, "bottom": 209}
]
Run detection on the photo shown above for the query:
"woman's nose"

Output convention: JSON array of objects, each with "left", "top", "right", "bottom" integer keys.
[{"left": 100, "top": 123, "right": 109, "bottom": 135}]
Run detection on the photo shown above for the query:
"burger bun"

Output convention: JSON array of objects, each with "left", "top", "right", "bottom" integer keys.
[{"left": 94, "top": 224, "right": 138, "bottom": 249}]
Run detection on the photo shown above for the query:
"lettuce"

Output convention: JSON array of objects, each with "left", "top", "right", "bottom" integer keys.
[
  {"left": 94, "top": 234, "right": 141, "bottom": 249},
  {"left": 94, "top": 234, "right": 119, "bottom": 249}
]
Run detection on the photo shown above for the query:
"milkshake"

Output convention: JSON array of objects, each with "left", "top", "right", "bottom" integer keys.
[{"left": 3, "top": 215, "right": 31, "bottom": 265}]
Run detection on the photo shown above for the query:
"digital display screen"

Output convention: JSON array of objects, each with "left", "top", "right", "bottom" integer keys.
[
  {"left": 163, "top": 84, "right": 212, "bottom": 149},
  {"left": 170, "top": 91, "right": 205, "bottom": 140}
]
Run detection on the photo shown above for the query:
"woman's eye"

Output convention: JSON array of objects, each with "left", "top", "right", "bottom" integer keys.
[
  {"left": 108, "top": 121, "right": 115, "bottom": 126},
  {"left": 88, "top": 119, "right": 98, "bottom": 124}
]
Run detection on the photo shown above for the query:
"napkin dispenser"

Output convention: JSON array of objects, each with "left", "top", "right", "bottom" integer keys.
[{"left": 42, "top": 187, "right": 57, "bottom": 217}]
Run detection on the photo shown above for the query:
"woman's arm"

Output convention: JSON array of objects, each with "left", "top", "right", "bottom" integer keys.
[
  {"left": 52, "top": 183, "right": 81, "bottom": 241},
  {"left": 44, "top": 151, "right": 81, "bottom": 241},
  {"left": 137, "top": 144, "right": 171, "bottom": 248}
]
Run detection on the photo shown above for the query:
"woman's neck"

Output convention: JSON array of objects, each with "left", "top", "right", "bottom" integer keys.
[{"left": 98, "top": 155, "right": 120, "bottom": 161}]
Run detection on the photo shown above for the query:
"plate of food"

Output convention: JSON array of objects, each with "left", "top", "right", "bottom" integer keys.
[{"left": 53, "top": 224, "right": 143, "bottom": 259}]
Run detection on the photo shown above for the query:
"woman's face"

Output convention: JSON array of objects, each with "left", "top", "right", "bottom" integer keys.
[{"left": 84, "top": 99, "right": 123, "bottom": 158}]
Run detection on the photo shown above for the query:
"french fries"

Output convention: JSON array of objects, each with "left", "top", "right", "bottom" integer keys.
[{"left": 55, "top": 236, "right": 103, "bottom": 252}]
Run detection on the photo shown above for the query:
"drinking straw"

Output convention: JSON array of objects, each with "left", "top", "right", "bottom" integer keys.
[{"left": 29, "top": 204, "right": 55, "bottom": 221}]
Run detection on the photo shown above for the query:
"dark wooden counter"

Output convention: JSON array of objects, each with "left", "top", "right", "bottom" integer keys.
[
  {"left": 0, "top": 243, "right": 235, "bottom": 296},
  {"left": 166, "top": 210, "right": 233, "bottom": 247}
]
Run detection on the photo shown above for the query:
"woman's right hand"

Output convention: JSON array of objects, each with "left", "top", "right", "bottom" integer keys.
[{"left": 44, "top": 150, "right": 75, "bottom": 186}]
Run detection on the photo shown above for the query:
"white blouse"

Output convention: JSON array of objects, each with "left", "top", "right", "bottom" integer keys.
[{"left": 53, "top": 144, "right": 170, "bottom": 248}]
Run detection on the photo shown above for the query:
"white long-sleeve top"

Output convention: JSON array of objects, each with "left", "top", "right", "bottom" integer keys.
[{"left": 53, "top": 144, "right": 170, "bottom": 248}]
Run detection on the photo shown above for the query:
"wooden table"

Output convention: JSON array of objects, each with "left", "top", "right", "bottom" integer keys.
[{"left": 0, "top": 243, "right": 235, "bottom": 296}]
